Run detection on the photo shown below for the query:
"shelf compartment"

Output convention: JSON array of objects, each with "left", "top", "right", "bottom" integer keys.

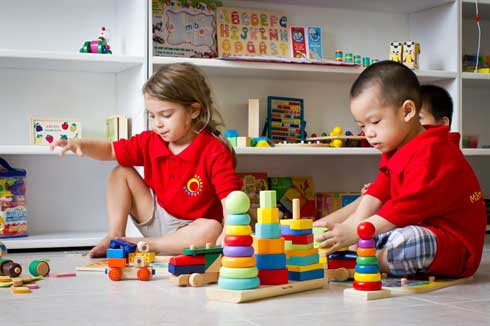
[
  {"left": 1, "top": 232, "right": 105, "bottom": 250},
  {"left": 462, "top": 72, "right": 490, "bottom": 88},
  {"left": 462, "top": 148, "right": 490, "bottom": 156},
  {"left": 152, "top": 57, "right": 457, "bottom": 82},
  {"left": 0, "top": 50, "right": 144, "bottom": 73},
  {"left": 235, "top": 147, "right": 379, "bottom": 155}
]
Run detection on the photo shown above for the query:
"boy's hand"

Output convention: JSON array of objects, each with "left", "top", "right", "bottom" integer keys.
[
  {"left": 315, "top": 221, "right": 358, "bottom": 255},
  {"left": 50, "top": 139, "right": 84, "bottom": 156}
]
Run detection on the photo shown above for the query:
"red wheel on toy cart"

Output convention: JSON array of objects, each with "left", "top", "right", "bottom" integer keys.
[
  {"left": 137, "top": 267, "right": 151, "bottom": 281},
  {"left": 108, "top": 267, "right": 122, "bottom": 281}
]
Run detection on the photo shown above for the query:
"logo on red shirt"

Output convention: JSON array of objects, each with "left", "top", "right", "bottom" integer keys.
[{"left": 183, "top": 174, "right": 203, "bottom": 197}]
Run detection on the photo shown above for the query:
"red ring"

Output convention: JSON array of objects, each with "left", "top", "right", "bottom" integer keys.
[
  {"left": 224, "top": 235, "right": 253, "bottom": 246},
  {"left": 353, "top": 281, "right": 382, "bottom": 291}
]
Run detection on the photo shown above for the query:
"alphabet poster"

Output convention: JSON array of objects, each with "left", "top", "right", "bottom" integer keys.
[{"left": 216, "top": 7, "right": 289, "bottom": 58}]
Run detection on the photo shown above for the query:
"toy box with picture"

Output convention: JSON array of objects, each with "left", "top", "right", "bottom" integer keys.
[
  {"left": 315, "top": 192, "right": 360, "bottom": 219},
  {"left": 268, "top": 176, "right": 316, "bottom": 219},
  {"left": 0, "top": 157, "right": 27, "bottom": 238},
  {"left": 31, "top": 118, "right": 81, "bottom": 145},
  {"left": 237, "top": 172, "right": 268, "bottom": 229},
  {"left": 267, "top": 96, "right": 305, "bottom": 143},
  {"left": 216, "top": 7, "right": 289, "bottom": 57},
  {"left": 152, "top": 0, "right": 221, "bottom": 58}
]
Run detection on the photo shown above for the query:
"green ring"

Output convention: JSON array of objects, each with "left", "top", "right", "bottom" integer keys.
[
  {"left": 219, "top": 266, "right": 258, "bottom": 279},
  {"left": 356, "top": 256, "right": 378, "bottom": 265}
]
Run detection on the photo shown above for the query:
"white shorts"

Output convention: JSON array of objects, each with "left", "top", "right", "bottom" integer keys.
[{"left": 130, "top": 194, "right": 193, "bottom": 237}]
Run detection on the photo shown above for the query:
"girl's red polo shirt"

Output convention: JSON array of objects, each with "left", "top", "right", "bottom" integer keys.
[
  {"left": 367, "top": 126, "right": 486, "bottom": 277},
  {"left": 113, "top": 129, "right": 242, "bottom": 222}
]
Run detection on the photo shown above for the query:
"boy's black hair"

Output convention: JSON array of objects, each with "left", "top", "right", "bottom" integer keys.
[
  {"left": 350, "top": 60, "right": 421, "bottom": 112},
  {"left": 420, "top": 85, "right": 453, "bottom": 125}
]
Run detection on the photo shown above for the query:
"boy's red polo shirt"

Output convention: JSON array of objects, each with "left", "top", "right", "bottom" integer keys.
[
  {"left": 113, "top": 129, "right": 242, "bottom": 222},
  {"left": 367, "top": 125, "right": 486, "bottom": 277}
]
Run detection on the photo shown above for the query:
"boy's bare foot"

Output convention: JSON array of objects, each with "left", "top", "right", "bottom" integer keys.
[{"left": 89, "top": 237, "right": 112, "bottom": 258}]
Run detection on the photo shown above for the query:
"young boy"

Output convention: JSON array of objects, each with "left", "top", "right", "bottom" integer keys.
[{"left": 314, "top": 61, "right": 486, "bottom": 277}]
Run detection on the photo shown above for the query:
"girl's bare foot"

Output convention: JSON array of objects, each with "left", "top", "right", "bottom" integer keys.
[{"left": 89, "top": 237, "right": 112, "bottom": 258}]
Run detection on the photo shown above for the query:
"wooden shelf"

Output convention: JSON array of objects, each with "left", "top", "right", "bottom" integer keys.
[
  {"left": 152, "top": 57, "right": 457, "bottom": 82},
  {"left": 462, "top": 73, "right": 490, "bottom": 88},
  {"left": 235, "top": 147, "right": 379, "bottom": 155},
  {"left": 247, "top": 0, "right": 454, "bottom": 14},
  {"left": 1, "top": 232, "right": 105, "bottom": 250},
  {"left": 0, "top": 50, "right": 144, "bottom": 73},
  {"left": 462, "top": 148, "right": 490, "bottom": 156},
  {"left": 0, "top": 145, "right": 72, "bottom": 155}
]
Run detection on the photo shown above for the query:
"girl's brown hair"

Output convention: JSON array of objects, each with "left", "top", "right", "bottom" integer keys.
[{"left": 143, "top": 63, "right": 237, "bottom": 166}]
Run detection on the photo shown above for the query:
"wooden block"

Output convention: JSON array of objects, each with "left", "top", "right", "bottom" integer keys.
[
  {"left": 281, "top": 225, "right": 312, "bottom": 236},
  {"left": 282, "top": 233, "right": 314, "bottom": 244},
  {"left": 257, "top": 208, "right": 279, "bottom": 224},
  {"left": 248, "top": 99, "right": 260, "bottom": 138},
  {"left": 284, "top": 241, "right": 314, "bottom": 251},
  {"left": 280, "top": 218, "right": 313, "bottom": 230},
  {"left": 207, "top": 278, "right": 328, "bottom": 303},
  {"left": 182, "top": 246, "right": 223, "bottom": 256},
  {"left": 258, "top": 268, "right": 289, "bottom": 285},
  {"left": 168, "top": 263, "right": 205, "bottom": 276},
  {"left": 10, "top": 286, "right": 31, "bottom": 294},
  {"left": 260, "top": 191, "right": 276, "bottom": 209},
  {"left": 287, "top": 263, "right": 324, "bottom": 273},
  {"left": 237, "top": 136, "right": 251, "bottom": 147},
  {"left": 169, "top": 274, "right": 190, "bottom": 286},
  {"left": 288, "top": 268, "right": 325, "bottom": 281},
  {"left": 253, "top": 238, "right": 285, "bottom": 254},
  {"left": 169, "top": 255, "right": 206, "bottom": 266},
  {"left": 286, "top": 253, "right": 319, "bottom": 266},
  {"left": 129, "top": 252, "right": 156, "bottom": 263},
  {"left": 255, "top": 223, "right": 281, "bottom": 239},
  {"left": 106, "top": 248, "right": 125, "bottom": 258},
  {"left": 205, "top": 255, "right": 222, "bottom": 273},
  {"left": 328, "top": 259, "right": 356, "bottom": 270},
  {"left": 256, "top": 254, "right": 286, "bottom": 270},
  {"left": 344, "top": 287, "right": 391, "bottom": 300},
  {"left": 285, "top": 248, "right": 318, "bottom": 258},
  {"left": 107, "top": 258, "right": 127, "bottom": 268},
  {"left": 189, "top": 272, "right": 219, "bottom": 287}
]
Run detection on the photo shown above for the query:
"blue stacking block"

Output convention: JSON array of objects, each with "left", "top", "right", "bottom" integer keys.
[
  {"left": 106, "top": 248, "right": 126, "bottom": 258},
  {"left": 255, "top": 223, "right": 281, "bottom": 239},
  {"left": 255, "top": 253, "right": 286, "bottom": 270},
  {"left": 280, "top": 225, "right": 312, "bottom": 236},
  {"left": 286, "top": 254, "right": 319, "bottom": 266},
  {"left": 168, "top": 263, "right": 205, "bottom": 276},
  {"left": 355, "top": 264, "right": 380, "bottom": 274},
  {"left": 288, "top": 268, "right": 324, "bottom": 281},
  {"left": 109, "top": 239, "right": 137, "bottom": 256}
]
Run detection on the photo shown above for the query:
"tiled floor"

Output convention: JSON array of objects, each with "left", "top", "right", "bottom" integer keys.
[{"left": 1, "top": 236, "right": 489, "bottom": 326}]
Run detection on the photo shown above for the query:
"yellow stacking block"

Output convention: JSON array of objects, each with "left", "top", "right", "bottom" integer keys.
[
  {"left": 257, "top": 208, "right": 279, "bottom": 224},
  {"left": 253, "top": 238, "right": 285, "bottom": 254},
  {"left": 285, "top": 248, "right": 318, "bottom": 258},
  {"left": 225, "top": 224, "right": 252, "bottom": 236},
  {"left": 222, "top": 256, "right": 256, "bottom": 268},
  {"left": 354, "top": 272, "right": 381, "bottom": 282},
  {"left": 287, "top": 263, "right": 324, "bottom": 272},
  {"left": 280, "top": 218, "right": 313, "bottom": 230},
  {"left": 128, "top": 252, "right": 156, "bottom": 263}
]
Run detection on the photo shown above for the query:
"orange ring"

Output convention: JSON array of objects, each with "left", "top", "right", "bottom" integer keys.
[
  {"left": 222, "top": 256, "right": 256, "bottom": 268},
  {"left": 356, "top": 247, "right": 376, "bottom": 257}
]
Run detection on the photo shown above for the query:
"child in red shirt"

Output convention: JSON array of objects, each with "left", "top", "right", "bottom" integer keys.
[
  {"left": 51, "top": 63, "right": 242, "bottom": 257},
  {"left": 315, "top": 61, "right": 486, "bottom": 277}
]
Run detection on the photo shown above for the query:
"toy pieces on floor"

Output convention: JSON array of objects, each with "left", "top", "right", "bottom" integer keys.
[
  {"left": 29, "top": 259, "right": 50, "bottom": 277},
  {"left": 381, "top": 276, "right": 474, "bottom": 294},
  {"left": 0, "top": 258, "right": 22, "bottom": 277},
  {"left": 168, "top": 243, "right": 223, "bottom": 287},
  {"left": 105, "top": 240, "right": 156, "bottom": 281},
  {"left": 207, "top": 277, "right": 328, "bottom": 303},
  {"left": 343, "top": 221, "right": 391, "bottom": 300},
  {"left": 75, "top": 256, "right": 171, "bottom": 273}
]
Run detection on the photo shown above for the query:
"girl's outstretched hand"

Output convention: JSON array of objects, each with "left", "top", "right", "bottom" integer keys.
[{"left": 49, "top": 139, "right": 84, "bottom": 156}]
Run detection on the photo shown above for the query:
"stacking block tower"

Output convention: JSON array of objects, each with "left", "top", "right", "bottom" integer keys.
[
  {"left": 218, "top": 190, "right": 260, "bottom": 290},
  {"left": 344, "top": 221, "right": 390, "bottom": 300},
  {"left": 253, "top": 190, "right": 288, "bottom": 285},
  {"left": 281, "top": 199, "right": 324, "bottom": 281}
]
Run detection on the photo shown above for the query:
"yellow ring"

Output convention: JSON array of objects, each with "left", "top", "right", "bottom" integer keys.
[
  {"left": 225, "top": 225, "right": 252, "bottom": 236},
  {"left": 354, "top": 272, "right": 381, "bottom": 282},
  {"left": 222, "top": 256, "right": 256, "bottom": 268}
]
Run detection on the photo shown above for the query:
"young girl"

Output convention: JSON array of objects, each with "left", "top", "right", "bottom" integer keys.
[{"left": 50, "top": 63, "right": 243, "bottom": 258}]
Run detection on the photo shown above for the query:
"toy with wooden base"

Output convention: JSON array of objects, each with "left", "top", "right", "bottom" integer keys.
[
  {"left": 207, "top": 191, "right": 328, "bottom": 303},
  {"left": 105, "top": 239, "right": 156, "bottom": 281},
  {"left": 343, "top": 221, "right": 391, "bottom": 300},
  {"left": 168, "top": 243, "right": 223, "bottom": 287}
]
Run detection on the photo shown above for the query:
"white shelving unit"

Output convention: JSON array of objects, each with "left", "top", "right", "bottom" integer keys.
[
  {"left": 2, "top": 0, "right": 488, "bottom": 249},
  {"left": 0, "top": 0, "right": 147, "bottom": 249}
]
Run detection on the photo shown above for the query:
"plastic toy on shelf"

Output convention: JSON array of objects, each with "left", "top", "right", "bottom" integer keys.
[{"left": 80, "top": 26, "right": 112, "bottom": 54}]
